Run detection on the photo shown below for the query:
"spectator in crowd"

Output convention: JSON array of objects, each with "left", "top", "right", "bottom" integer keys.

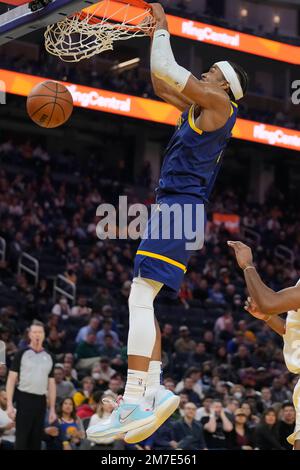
[
  {"left": 196, "top": 396, "right": 213, "bottom": 421},
  {"left": 259, "top": 387, "right": 273, "bottom": 412},
  {"left": 57, "top": 397, "right": 85, "bottom": 450},
  {"left": 178, "top": 377, "right": 202, "bottom": 406},
  {"left": 228, "top": 408, "right": 254, "bottom": 450},
  {"left": 231, "top": 345, "right": 253, "bottom": 369},
  {"left": 91, "top": 359, "right": 117, "bottom": 389},
  {"left": 75, "top": 332, "right": 100, "bottom": 368},
  {"left": 200, "top": 400, "right": 233, "bottom": 449},
  {"left": 152, "top": 419, "right": 177, "bottom": 450},
  {"left": 175, "top": 368, "right": 204, "bottom": 401},
  {"left": 278, "top": 403, "right": 296, "bottom": 450},
  {"left": 254, "top": 408, "right": 284, "bottom": 450},
  {"left": 172, "top": 402, "right": 207, "bottom": 450},
  {"left": 51, "top": 297, "right": 71, "bottom": 320},
  {"left": 161, "top": 323, "right": 175, "bottom": 354},
  {"left": 45, "top": 328, "right": 64, "bottom": 358},
  {"left": 98, "top": 334, "right": 121, "bottom": 359},
  {"left": 75, "top": 316, "right": 101, "bottom": 344},
  {"left": 70, "top": 296, "right": 92, "bottom": 319},
  {"left": 73, "top": 376, "right": 95, "bottom": 407},
  {"left": 0, "top": 387, "right": 15, "bottom": 449},
  {"left": 188, "top": 342, "right": 211, "bottom": 367},
  {"left": 174, "top": 326, "right": 196, "bottom": 354},
  {"left": 271, "top": 378, "right": 291, "bottom": 403},
  {"left": 88, "top": 392, "right": 123, "bottom": 450},
  {"left": 54, "top": 365, "right": 76, "bottom": 402},
  {"left": 63, "top": 362, "right": 79, "bottom": 388},
  {"left": 240, "top": 402, "right": 260, "bottom": 429},
  {"left": 96, "top": 319, "right": 119, "bottom": 349}
]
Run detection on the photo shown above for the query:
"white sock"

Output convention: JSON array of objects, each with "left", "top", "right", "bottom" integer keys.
[
  {"left": 145, "top": 361, "right": 162, "bottom": 398},
  {"left": 123, "top": 369, "right": 148, "bottom": 404}
]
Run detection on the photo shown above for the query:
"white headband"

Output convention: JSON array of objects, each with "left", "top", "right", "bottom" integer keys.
[{"left": 215, "top": 61, "right": 244, "bottom": 101}]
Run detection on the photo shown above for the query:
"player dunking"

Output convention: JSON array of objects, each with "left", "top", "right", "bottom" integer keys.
[
  {"left": 228, "top": 240, "right": 300, "bottom": 450},
  {"left": 87, "top": 3, "right": 248, "bottom": 443}
]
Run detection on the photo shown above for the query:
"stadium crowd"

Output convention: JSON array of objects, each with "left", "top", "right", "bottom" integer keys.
[{"left": 0, "top": 139, "right": 300, "bottom": 450}]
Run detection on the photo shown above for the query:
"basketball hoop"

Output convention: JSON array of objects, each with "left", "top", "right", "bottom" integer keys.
[{"left": 44, "top": 0, "right": 155, "bottom": 62}]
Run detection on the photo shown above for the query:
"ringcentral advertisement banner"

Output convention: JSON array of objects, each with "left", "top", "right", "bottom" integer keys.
[
  {"left": 2, "top": 69, "right": 300, "bottom": 152},
  {"left": 83, "top": 1, "right": 300, "bottom": 65}
]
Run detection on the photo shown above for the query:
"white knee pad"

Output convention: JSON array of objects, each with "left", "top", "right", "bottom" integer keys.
[{"left": 127, "top": 277, "right": 163, "bottom": 357}]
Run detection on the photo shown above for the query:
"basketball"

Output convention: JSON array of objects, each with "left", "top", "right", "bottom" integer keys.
[{"left": 26, "top": 80, "right": 73, "bottom": 128}]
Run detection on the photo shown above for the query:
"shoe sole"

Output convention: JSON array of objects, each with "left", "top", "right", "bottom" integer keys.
[
  {"left": 124, "top": 395, "right": 180, "bottom": 444},
  {"left": 86, "top": 414, "right": 156, "bottom": 441}
]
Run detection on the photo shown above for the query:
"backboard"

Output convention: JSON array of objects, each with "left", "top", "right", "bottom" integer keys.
[{"left": 0, "top": 0, "right": 100, "bottom": 44}]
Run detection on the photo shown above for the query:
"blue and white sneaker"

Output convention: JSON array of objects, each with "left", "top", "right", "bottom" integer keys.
[
  {"left": 124, "top": 386, "right": 180, "bottom": 444},
  {"left": 86, "top": 396, "right": 155, "bottom": 441}
]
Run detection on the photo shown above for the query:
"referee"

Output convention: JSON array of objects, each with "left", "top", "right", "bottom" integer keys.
[{"left": 6, "top": 320, "right": 57, "bottom": 450}]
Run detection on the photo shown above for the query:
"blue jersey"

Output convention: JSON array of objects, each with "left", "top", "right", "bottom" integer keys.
[{"left": 157, "top": 102, "right": 238, "bottom": 201}]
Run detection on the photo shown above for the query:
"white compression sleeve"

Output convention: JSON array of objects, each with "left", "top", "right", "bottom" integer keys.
[
  {"left": 151, "top": 29, "right": 191, "bottom": 92},
  {"left": 127, "top": 277, "right": 163, "bottom": 357}
]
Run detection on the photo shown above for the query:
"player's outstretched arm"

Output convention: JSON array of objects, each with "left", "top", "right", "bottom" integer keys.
[
  {"left": 228, "top": 240, "right": 300, "bottom": 315},
  {"left": 245, "top": 297, "right": 286, "bottom": 336},
  {"left": 150, "top": 4, "right": 231, "bottom": 118}
]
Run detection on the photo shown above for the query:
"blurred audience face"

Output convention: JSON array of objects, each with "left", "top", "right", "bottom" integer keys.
[
  {"left": 104, "top": 335, "right": 114, "bottom": 348},
  {"left": 281, "top": 405, "right": 295, "bottom": 424},
  {"left": 164, "top": 378, "right": 176, "bottom": 392},
  {"left": 203, "top": 331, "right": 214, "bottom": 342},
  {"left": 54, "top": 367, "right": 65, "bottom": 383},
  {"left": 226, "top": 399, "right": 240, "bottom": 414},
  {"left": 163, "top": 324, "right": 173, "bottom": 336},
  {"left": 241, "top": 402, "right": 251, "bottom": 417},
  {"left": 195, "top": 342, "right": 206, "bottom": 354},
  {"left": 264, "top": 410, "right": 277, "bottom": 426},
  {"left": 261, "top": 387, "right": 271, "bottom": 402},
  {"left": 202, "top": 397, "right": 213, "bottom": 412},
  {"left": 83, "top": 377, "right": 94, "bottom": 393},
  {"left": 90, "top": 317, "right": 100, "bottom": 330},
  {"left": 64, "top": 363, "right": 73, "bottom": 377},
  {"left": 179, "top": 393, "right": 189, "bottom": 408},
  {"left": 29, "top": 325, "right": 45, "bottom": 348},
  {"left": 62, "top": 398, "right": 75, "bottom": 417},
  {"left": 109, "top": 378, "right": 121, "bottom": 394},
  {"left": 184, "top": 402, "right": 197, "bottom": 420},
  {"left": 212, "top": 401, "right": 223, "bottom": 415},
  {"left": 238, "top": 345, "right": 248, "bottom": 357},
  {"left": 64, "top": 353, "right": 74, "bottom": 364},
  {"left": 183, "top": 377, "right": 194, "bottom": 390},
  {"left": 235, "top": 409, "right": 247, "bottom": 426},
  {"left": 86, "top": 332, "right": 97, "bottom": 344}
]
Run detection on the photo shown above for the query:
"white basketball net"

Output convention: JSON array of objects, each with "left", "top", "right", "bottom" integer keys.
[{"left": 44, "top": 0, "right": 155, "bottom": 62}]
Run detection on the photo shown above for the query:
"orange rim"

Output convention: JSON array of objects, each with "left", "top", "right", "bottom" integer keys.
[{"left": 76, "top": 0, "right": 152, "bottom": 27}]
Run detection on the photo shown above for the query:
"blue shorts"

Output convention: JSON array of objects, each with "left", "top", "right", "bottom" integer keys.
[{"left": 134, "top": 193, "right": 206, "bottom": 292}]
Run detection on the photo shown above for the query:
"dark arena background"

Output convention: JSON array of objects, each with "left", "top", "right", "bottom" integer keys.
[{"left": 0, "top": 0, "right": 300, "bottom": 454}]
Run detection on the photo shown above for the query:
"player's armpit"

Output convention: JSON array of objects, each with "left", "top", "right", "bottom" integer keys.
[
  {"left": 151, "top": 73, "right": 193, "bottom": 112},
  {"left": 181, "top": 74, "right": 231, "bottom": 114}
]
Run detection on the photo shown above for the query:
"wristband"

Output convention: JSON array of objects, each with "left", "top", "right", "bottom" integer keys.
[{"left": 243, "top": 265, "right": 255, "bottom": 273}]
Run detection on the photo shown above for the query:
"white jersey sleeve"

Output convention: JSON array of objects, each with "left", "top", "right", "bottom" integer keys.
[{"left": 283, "top": 279, "right": 300, "bottom": 374}]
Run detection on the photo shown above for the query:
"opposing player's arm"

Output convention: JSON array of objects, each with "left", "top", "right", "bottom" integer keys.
[
  {"left": 229, "top": 241, "right": 300, "bottom": 315},
  {"left": 151, "top": 72, "right": 193, "bottom": 112},
  {"left": 244, "top": 298, "right": 286, "bottom": 336},
  {"left": 245, "top": 273, "right": 300, "bottom": 315}
]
